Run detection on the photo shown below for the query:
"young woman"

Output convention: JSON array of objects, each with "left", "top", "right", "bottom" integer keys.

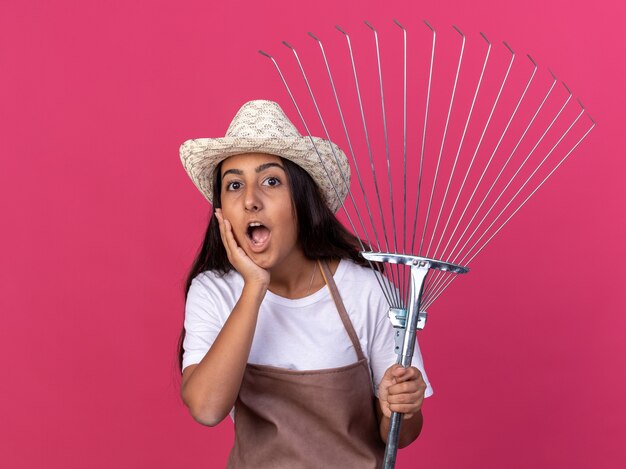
[{"left": 178, "top": 100, "right": 432, "bottom": 468}]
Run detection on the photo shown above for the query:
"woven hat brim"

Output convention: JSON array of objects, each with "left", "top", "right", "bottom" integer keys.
[{"left": 180, "top": 136, "right": 350, "bottom": 213}]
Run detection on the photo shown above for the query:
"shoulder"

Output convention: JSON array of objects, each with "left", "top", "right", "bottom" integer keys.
[
  {"left": 187, "top": 269, "right": 244, "bottom": 304},
  {"left": 335, "top": 259, "right": 383, "bottom": 288},
  {"left": 191, "top": 268, "right": 242, "bottom": 288},
  {"left": 334, "top": 259, "right": 388, "bottom": 316}
]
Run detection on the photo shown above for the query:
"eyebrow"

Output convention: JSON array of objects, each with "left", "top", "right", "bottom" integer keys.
[
  {"left": 255, "top": 162, "right": 285, "bottom": 173},
  {"left": 222, "top": 162, "right": 285, "bottom": 178}
]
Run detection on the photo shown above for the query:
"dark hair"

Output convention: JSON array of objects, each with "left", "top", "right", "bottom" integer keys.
[{"left": 177, "top": 157, "right": 366, "bottom": 371}]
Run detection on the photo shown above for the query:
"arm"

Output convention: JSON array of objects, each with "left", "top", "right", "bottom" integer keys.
[
  {"left": 181, "top": 210, "right": 269, "bottom": 426},
  {"left": 376, "top": 364, "right": 427, "bottom": 448}
]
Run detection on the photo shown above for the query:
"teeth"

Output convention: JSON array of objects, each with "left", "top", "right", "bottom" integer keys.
[{"left": 249, "top": 222, "right": 262, "bottom": 227}]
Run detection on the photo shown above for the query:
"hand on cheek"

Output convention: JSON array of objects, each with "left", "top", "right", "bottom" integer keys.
[{"left": 215, "top": 209, "right": 270, "bottom": 287}]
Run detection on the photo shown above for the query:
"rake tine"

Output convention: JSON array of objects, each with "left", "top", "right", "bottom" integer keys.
[
  {"left": 440, "top": 48, "right": 530, "bottom": 262},
  {"left": 341, "top": 23, "right": 401, "bottom": 305},
  {"left": 266, "top": 45, "right": 400, "bottom": 306},
  {"left": 337, "top": 24, "right": 402, "bottom": 306},
  {"left": 448, "top": 66, "right": 558, "bottom": 262},
  {"left": 461, "top": 90, "right": 581, "bottom": 263},
  {"left": 453, "top": 79, "right": 572, "bottom": 264},
  {"left": 426, "top": 70, "right": 564, "bottom": 299},
  {"left": 393, "top": 19, "right": 408, "bottom": 305},
  {"left": 426, "top": 32, "right": 491, "bottom": 257},
  {"left": 424, "top": 106, "right": 594, "bottom": 309},
  {"left": 419, "top": 25, "right": 466, "bottom": 256},
  {"left": 307, "top": 30, "right": 399, "bottom": 306},
  {"left": 365, "top": 20, "right": 398, "bottom": 252},
  {"left": 410, "top": 19, "right": 436, "bottom": 255},
  {"left": 280, "top": 41, "right": 361, "bottom": 238},
  {"left": 306, "top": 31, "right": 375, "bottom": 247},
  {"left": 336, "top": 25, "right": 389, "bottom": 252},
  {"left": 423, "top": 38, "right": 514, "bottom": 297},
  {"left": 258, "top": 50, "right": 346, "bottom": 208},
  {"left": 434, "top": 36, "right": 511, "bottom": 260},
  {"left": 365, "top": 21, "right": 403, "bottom": 308}
]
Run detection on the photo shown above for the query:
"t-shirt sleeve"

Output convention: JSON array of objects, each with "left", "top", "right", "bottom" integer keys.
[
  {"left": 181, "top": 275, "right": 225, "bottom": 371},
  {"left": 369, "top": 309, "right": 434, "bottom": 399}
]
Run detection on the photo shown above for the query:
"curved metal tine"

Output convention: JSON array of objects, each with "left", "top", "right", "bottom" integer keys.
[
  {"left": 308, "top": 32, "right": 376, "bottom": 251},
  {"left": 261, "top": 47, "right": 399, "bottom": 307},
  {"left": 459, "top": 95, "right": 586, "bottom": 264},
  {"left": 335, "top": 25, "right": 390, "bottom": 252},
  {"left": 335, "top": 25, "right": 399, "bottom": 306},
  {"left": 440, "top": 50, "right": 534, "bottom": 262},
  {"left": 423, "top": 37, "right": 510, "bottom": 297},
  {"left": 454, "top": 77, "right": 571, "bottom": 263},
  {"left": 426, "top": 60, "right": 553, "bottom": 298},
  {"left": 282, "top": 41, "right": 361, "bottom": 240},
  {"left": 424, "top": 63, "right": 552, "bottom": 300},
  {"left": 410, "top": 20, "right": 436, "bottom": 253},
  {"left": 258, "top": 50, "right": 350, "bottom": 219},
  {"left": 307, "top": 33, "right": 399, "bottom": 307},
  {"left": 422, "top": 272, "right": 456, "bottom": 311},
  {"left": 394, "top": 19, "right": 407, "bottom": 252},
  {"left": 283, "top": 41, "right": 395, "bottom": 308},
  {"left": 426, "top": 32, "right": 491, "bottom": 258},
  {"left": 393, "top": 19, "right": 408, "bottom": 306},
  {"left": 419, "top": 25, "right": 466, "bottom": 257},
  {"left": 434, "top": 37, "right": 513, "bottom": 260},
  {"left": 448, "top": 67, "right": 558, "bottom": 262},
  {"left": 424, "top": 108, "right": 595, "bottom": 309},
  {"left": 365, "top": 21, "right": 398, "bottom": 254},
  {"left": 365, "top": 21, "right": 403, "bottom": 309},
  {"left": 427, "top": 71, "right": 563, "bottom": 300},
  {"left": 421, "top": 268, "right": 451, "bottom": 309}
]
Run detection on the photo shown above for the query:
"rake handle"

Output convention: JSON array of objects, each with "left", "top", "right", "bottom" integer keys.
[
  {"left": 382, "top": 351, "right": 414, "bottom": 469},
  {"left": 381, "top": 260, "right": 429, "bottom": 469},
  {"left": 382, "top": 406, "right": 404, "bottom": 468}
]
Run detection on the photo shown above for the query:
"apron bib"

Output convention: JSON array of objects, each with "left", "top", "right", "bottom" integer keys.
[{"left": 226, "top": 261, "right": 385, "bottom": 469}]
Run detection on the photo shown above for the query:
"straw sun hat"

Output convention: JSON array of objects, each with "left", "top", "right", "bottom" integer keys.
[{"left": 179, "top": 100, "right": 350, "bottom": 213}]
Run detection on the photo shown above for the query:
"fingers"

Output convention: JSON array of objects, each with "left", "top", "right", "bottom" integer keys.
[
  {"left": 214, "top": 209, "right": 270, "bottom": 287},
  {"left": 215, "top": 209, "right": 246, "bottom": 269},
  {"left": 215, "top": 209, "right": 237, "bottom": 259},
  {"left": 388, "top": 366, "right": 426, "bottom": 396},
  {"left": 214, "top": 209, "right": 228, "bottom": 248},
  {"left": 386, "top": 385, "right": 425, "bottom": 419},
  {"left": 379, "top": 365, "right": 427, "bottom": 419}
]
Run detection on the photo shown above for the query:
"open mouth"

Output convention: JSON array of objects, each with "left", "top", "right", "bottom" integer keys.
[{"left": 246, "top": 222, "right": 271, "bottom": 250}]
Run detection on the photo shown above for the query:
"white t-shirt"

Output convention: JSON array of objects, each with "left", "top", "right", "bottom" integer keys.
[{"left": 183, "top": 259, "right": 433, "bottom": 398}]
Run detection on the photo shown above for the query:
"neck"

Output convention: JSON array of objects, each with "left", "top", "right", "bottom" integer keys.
[{"left": 268, "top": 255, "right": 320, "bottom": 299}]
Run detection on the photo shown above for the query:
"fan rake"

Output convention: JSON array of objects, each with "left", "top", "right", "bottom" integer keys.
[{"left": 259, "top": 19, "right": 595, "bottom": 468}]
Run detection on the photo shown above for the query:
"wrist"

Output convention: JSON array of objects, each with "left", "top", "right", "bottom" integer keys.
[{"left": 242, "top": 281, "right": 268, "bottom": 302}]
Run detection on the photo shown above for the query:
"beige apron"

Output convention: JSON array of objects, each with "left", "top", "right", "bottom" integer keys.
[{"left": 226, "top": 261, "right": 385, "bottom": 469}]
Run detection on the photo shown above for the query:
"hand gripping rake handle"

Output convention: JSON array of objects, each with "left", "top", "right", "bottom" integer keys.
[{"left": 362, "top": 252, "right": 468, "bottom": 469}]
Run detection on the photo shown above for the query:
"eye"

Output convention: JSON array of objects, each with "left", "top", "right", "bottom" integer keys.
[
  {"left": 226, "top": 181, "right": 242, "bottom": 191},
  {"left": 263, "top": 177, "right": 281, "bottom": 187}
]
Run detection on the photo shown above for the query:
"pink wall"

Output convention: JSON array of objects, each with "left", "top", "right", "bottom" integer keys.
[{"left": 1, "top": 1, "right": 624, "bottom": 468}]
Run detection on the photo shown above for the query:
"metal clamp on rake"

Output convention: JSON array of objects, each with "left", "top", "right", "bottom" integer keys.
[
  {"left": 363, "top": 252, "right": 468, "bottom": 467},
  {"left": 260, "top": 17, "right": 594, "bottom": 469}
]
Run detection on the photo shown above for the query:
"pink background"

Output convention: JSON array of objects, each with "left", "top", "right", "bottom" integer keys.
[{"left": 1, "top": 1, "right": 625, "bottom": 468}]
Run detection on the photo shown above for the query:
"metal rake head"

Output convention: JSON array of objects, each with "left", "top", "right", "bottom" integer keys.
[{"left": 259, "top": 19, "right": 595, "bottom": 319}]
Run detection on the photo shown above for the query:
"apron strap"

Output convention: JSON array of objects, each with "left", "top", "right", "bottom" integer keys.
[{"left": 318, "top": 260, "right": 366, "bottom": 362}]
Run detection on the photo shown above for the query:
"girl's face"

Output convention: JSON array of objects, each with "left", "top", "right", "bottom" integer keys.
[{"left": 219, "top": 153, "right": 302, "bottom": 271}]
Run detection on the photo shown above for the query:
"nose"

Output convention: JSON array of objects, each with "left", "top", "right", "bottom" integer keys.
[{"left": 244, "top": 186, "right": 262, "bottom": 212}]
